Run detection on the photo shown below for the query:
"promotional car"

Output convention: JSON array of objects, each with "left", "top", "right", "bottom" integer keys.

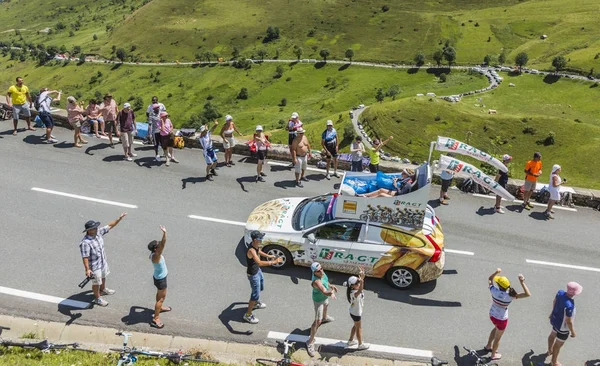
[{"left": 244, "top": 164, "right": 445, "bottom": 289}]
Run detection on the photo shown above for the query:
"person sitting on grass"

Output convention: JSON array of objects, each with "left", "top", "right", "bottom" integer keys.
[{"left": 358, "top": 169, "right": 414, "bottom": 198}]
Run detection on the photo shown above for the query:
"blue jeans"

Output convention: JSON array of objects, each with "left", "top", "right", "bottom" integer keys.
[
  {"left": 248, "top": 269, "right": 264, "bottom": 301},
  {"left": 351, "top": 160, "right": 362, "bottom": 172}
]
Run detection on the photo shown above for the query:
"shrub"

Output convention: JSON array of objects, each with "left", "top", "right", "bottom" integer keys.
[
  {"left": 538, "top": 131, "right": 555, "bottom": 146},
  {"left": 280, "top": 98, "right": 287, "bottom": 106},
  {"left": 93, "top": 34, "right": 98, "bottom": 41},
  {"left": 285, "top": 76, "right": 292, "bottom": 82},
  {"left": 382, "top": 5, "right": 390, "bottom": 12},
  {"left": 133, "top": 96, "right": 143, "bottom": 111},
  {"left": 128, "top": 95, "right": 136, "bottom": 101},
  {"left": 237, "top": 87, "right": 249, "bottom": 100},
  {"left": 439, "top": 73, "right": 447, "bottom": 82},
  {"left": 522, "top": 126, "right": 537, "bottom": 135},
  {"left": 434, "top": 115, "right": 441, "bottom": 121},
  {"left": 75, "top": 91, "right": 83, "bottom": 100},
  {"left": 206, "top": 94, "right": 214, "bottom": 100}
]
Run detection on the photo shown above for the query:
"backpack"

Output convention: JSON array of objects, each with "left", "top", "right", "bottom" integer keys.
[
  {"left": 34, "top": 93, "right": 42, "bottom": 110},
  {"left": 173, "top": 136, "right": 185, "bottom": 149},
  {"left": 516, "top": 185, "right": 525, "bottom": 200},
  {"left": 458, "top": 177, "right": 490, "bottom": 195},
  {"left": 535, "top": 186, "right": 550, "bottom": 203}
]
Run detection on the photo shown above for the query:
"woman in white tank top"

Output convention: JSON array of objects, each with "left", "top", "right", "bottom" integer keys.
[{"left": 545, "top": 165, "right": 563, "bottom": 219}]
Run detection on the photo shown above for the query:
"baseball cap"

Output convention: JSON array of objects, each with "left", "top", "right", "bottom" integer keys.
[
  {"left": 494, "top": 276, "right": 510, "bottom": 289},
  {"left": 123, "top": 102, "right": 131, "bottom": 108},
  {"left": 566, "top": 282, "right": 582, "bottom": 296},
  {"left": 502, "top": 154, "right": 512, "bottom": 162},
  {"left": 347, "top": 276, "right": 359, "bottom": 286},
  {"left": 326, "top": 120, "right": 333, "bottom": 126},
  {"left": 225, "top": 115, "right": 233, "bottom": 121},
  {"left": 533, "top": 151, "right": 542, "bottom": 159},
  {"left": 291, "top": 112, "right": 299, "bottom": 119},
  {"left": 250, "top": 230, "right": 265, "bottom": 240},
  {"left": 255, "top": 125, "right": 263, "bottom": 131},
  {"left": 83, "top": 220, "right": 100, "bottom": 233},
  {"left": 311, "top": 262, "right": 322, "bottom": 272},
  {"left": 159, "top": 111, "right": 169, "bottom": 117},
  {"left": 296, "top": 127, "right": 305, "bottom": 134}
]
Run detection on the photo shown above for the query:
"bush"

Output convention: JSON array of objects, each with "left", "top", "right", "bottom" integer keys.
[
  {"left": 434, "top": 115, "right": 441, "bottom": 121},
  {"left": 75, "top": 91, "right": 83, "bottom": 100},
  {"left": 206, "top": 94, "right": 214, "bottom": 100},
  {"left": 186, "top": 102, "right": 222, "bottom": 129},
  {"left": 522, "top": 126, "right": 537, "bottom": 135},
  {"left": 285, "top": 76, "right": 292, "bottom": 82},
  {"left": 93, "top": 34, "right": 98, "bottom": 41},
  {"left": 382, "top": 5, "right": 390, "bottom": 12},
  {"left": 439, "top": 73, "right": 447, "bottom": 82},
  {"left": 127, "top": 95, "right": 136, "bottom": 101},
  {"left": 280, "top": 98, "right": 287, "bottom": 106},
  {"left": 237, "top": 87, "right": 249, "bottom": 100},
  {"left": 133, "top": 96, "right": 143, "bottom": 111},
  {"left": 539, "top": 131, "right": 556, "bottom": 146}
]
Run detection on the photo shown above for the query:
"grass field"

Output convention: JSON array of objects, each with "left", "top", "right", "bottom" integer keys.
[
  {"left": 360, "top": 71, "right": 600, "bottom": 188},
  {"left": 1, "top": 0, "right": 599, "bottom": 72}
]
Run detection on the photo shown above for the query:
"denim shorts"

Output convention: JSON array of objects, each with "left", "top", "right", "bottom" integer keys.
[
  {"left": 248, "top": 269, "right": 264, "bottom": 301},
  {"left": 39, "top": 112, "right": 54, "bottom": 128},
  {"left": 351, "top": 160, "right": 362, "bottom": 172},
  {"left": 12, "top": 104, "right": 31, "bottom": 120}
]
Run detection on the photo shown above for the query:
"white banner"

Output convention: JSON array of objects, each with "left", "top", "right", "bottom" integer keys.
[
  {"left": 436, "top": 136, "right": 508, "bottom": 173},
  {"left": 439, "top": 155, "right": 515, "bottom": 201}
]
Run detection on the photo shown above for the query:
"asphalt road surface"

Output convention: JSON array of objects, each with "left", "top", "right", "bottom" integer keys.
[{"left": 0, "top": 125, "right": 598, "bottom": 365}]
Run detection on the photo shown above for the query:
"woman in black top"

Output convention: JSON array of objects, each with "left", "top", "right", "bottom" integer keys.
[{"left": 494, "top": 155, "right": 512, "bottom": 214}]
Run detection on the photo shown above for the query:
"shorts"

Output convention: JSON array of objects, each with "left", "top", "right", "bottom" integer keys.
[
  {"left": 70, "top": 120, "right": 82, "bottom": 128},
  {"left": 223, "top": 136, "right": 235, "bottom": 149},
  {"left": 88, "top": 118, "right": 103, "bottom": 124},
  {"left": 160, "top": 134, "right": 173, "bottom": 149},
  {"left": 12, "top": 104, "right": 31, "bottom": 120},
  {"left": 153, "top": 275, "right": 168, "bottom": 290},
  {"left": 441, "top": 178, "right": 452, "bottom": 193},
  {"left": 552, "top": 326, "right": 569, "bottom": 341},
  {"left": 325, "top": 142, "right": 338, "bottom": 158},
  {"left": 524, "top": 180, "right": 537, "bottom": 192},
  {"left": 351, "top": 160, "right": 363, "bottom": 172},
  {"left": 295, "top": 155, "right": 307, "bottom": 173},
  {"left": 105, "top": 120, "right": 115, "bottom": 131},
  {"left": 368, "top": 163, "right": 379, "bottom": 173},
  {"left": 490, "top": 315, "right": 508, "bottom": 331},
  {"left": 288, "top": 133, "right": 296, "bottom": 145},
  {"left": 120, "top": 131, "right": 134, "bottom": 148},
  {"left": 248, "top": 270, "right": 264, "bottom": 301},
  {"left": 350, "top": 313, "right": 361, "bottom": 322},
  {"left": 313, "top": 298, "right": 329, "bottom": 322},
  {"left": 38, "top": 112, "right": 54, "bottom": 128},
  {"left": 204, "top": 149, "right": 217, "bottom": 165},
  {"left": 257, "top": 149, "right": 267, "bottom": 161},
  {"left": 91, "top": 267, "right": 110, "bottom": 286}
]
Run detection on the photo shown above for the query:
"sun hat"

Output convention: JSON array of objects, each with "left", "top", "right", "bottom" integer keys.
[
  {"left": 296, "top": 127, "right": 305, "bottom": 134},
  {"left": 347, "top": 276, "right": 359, "bottom": 286},
  {"left": 123, "top": 102, "right": 131, "bottom": 108},
  {"left": 225, "top": 115, "right": 233, "bottom": 121},
  {"left": 494, "top": 276, "right": 511, "bottom": 289},
  {"left": 326, "top": 120, "right": 333, "bottom": 126},
  {"left": 502, "top": 154, "right": 512, "bottom": 162},
  {"left": 311, "top": 262, "right": 322, "bottom": 272},
  {"left": 83, "top": 220, "right": 100, "bottom": 233},
  {"left": 255, "top": 125, "right": 263, "bottom": 131},
  {"left": 551, "top": 164, "right": 561, "bottom": 174},
  {"left": 67, "top": 96, "right": 76, "bottom": 103},
  {"left": 566, "top": 282, "right": 582, "bottom": 296},
  {"left": 291, "top": 112, "right": 299, "bottom": 119},
  {"left": 250, "top": 230, "right": 265, "bottom": 240},
  {"left": 159, "top": 111, "right": 169, "bottom": 117},
  {"left": 152, "top": 103, "right": 160, "bottom": 109}
]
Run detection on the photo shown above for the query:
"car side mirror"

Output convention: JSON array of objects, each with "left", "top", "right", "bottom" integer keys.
[{"left": 306, "top": 233, "right": 316, "bottom": 244}]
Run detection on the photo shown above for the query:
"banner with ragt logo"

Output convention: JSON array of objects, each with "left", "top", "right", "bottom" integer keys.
[
  {"left": 436, "top": 136, "right": 508, "bottom": 173},
  {"left": 439, "top": 155, "right": 515, "bottom": 201}
]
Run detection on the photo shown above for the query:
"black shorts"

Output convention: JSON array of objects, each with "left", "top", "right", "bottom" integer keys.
[
  {"left": 369, "top": 163, "right": 379, "bottom": 173},
  {"left": 288, "top": 133, "right": 296, "bottom": 145},
  {"left": 350, "top": 314, "right": 361, "bottom": 322},
  {"left": 39, "top": 112, "right": 54, "bottom": 128},
  {"left": 257, "top": 149, "right": 267, "bottom": 161},
  {"left": 441, "top": 178, "right": 452, "bottom": 193},
  {"left": 105, "top": 120, "right": 115, "bottom": 131},
  {"left": 160, "top": 134, "right": 174, "bottom": 149},
  {"left": 325, "top": 143, "right": 338, "bottom": 158},
  {"left": 153, "top": 276, "right": 167, "bottom": 290},
  {"left": 553, "top": 326, "right": 569, "bottom": 341}
]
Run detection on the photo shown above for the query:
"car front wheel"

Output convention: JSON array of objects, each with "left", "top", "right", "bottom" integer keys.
[
  {"left": 386, "top": 267, "right": 419, "bottom": 290},
  {"left": 261, "top": 245, "right": 292, "bottom": 270}
]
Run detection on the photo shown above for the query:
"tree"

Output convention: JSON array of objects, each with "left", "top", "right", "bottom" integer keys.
[
  {"left": 375, "top": 88, "right": 385, "bottom": 102},
  {"left": 515, "top": 52, "right": 529, "bottom": 72},
  {"left": 498, "top": 53, "right": 506, "bottom": 65},
  {"left": 293, "top": 46, "right": 303, "bottom": 60},
  {"left": 552, "top": 55, "right": 567, "bottom": 73},
  {"left": 432, "top": 49, "right": 443, "bottom": 67},
  {"left": 386, "top": 84, "right": 400, "bottom": 100},
  {"left": 345, "top": 48, "right": 354, "bottom": 62},
  {"left": 414, "top": 52, "right": 425, "bottom": 66},
  {"left": 231, "top": 46, "right": 240, "bottom": 59},
  {"left": 319, "top": 49, "right": 330, "bottom": 62},
  {"left": 483, "top": 54, "right": 492, "bottom": 65},
  {"left": 72, "top": 45, "right": 81, "bottom": 56},
  {"left": 265, "top": 26, "right": 280, "bottom": 42},
  {"left": 443, "top": 46, "right": 456, "bottom": 66},
  {"left": 237, "top": 87, "right": 249, "bottom": 100},
  {"left": 116, "top": 48, "right": 127, "bottom": 62},
  {"left": 256, "top": 49, "right": 268, "bottom": 61},
  {"left": 133, "top": 96, "right": 144, "bottom": 111},
  {"left": 439, "top": 73, "right": 447, "bottom": 82},
  {"left": 274, "top": 65, "right": 284, "bottom": 78},
  {"left": 203, "top": 51, "right": 213, "bottom": 62}
]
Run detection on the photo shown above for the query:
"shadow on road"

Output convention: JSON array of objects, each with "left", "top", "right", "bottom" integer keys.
[
  {"left": 269, "top": 164, "right": 291, "bottom": 172},
  {"left": 586, "top": 360, "right": 600, "bottom": 366},
  {"left": 103, "top": 154, "right": 126, "bottom": 162},
  {"left": 305, "top": 173, "right": 326, "bottom": 182},
  {"left": 22, "top": 135, "right": 46, "bottom": 145},
  {"left": 476, "top": 206, "right": 496, "bottom": 216},
  {"left": 521, "top": 349, "right": 549, "bottom": 366},
  {"left": 135, "top": 156, "right": 161, "bottom": 168},
  {"left": 53, "top": 142, "right": 74, "bottom": 149},
  {"left": 121, "top": 305, "right": 153, "bottom": 326},
  {"left": 273, "top": 180, "right": 298, "bottom": 189},
  {"left": 85, "top": 142, "right": 111, "bottom": 155},
  {"left": 218, "top": 302, "right": 254, "bottom": 336},
  {"left": 453, "top": 345, "right": 491, "bottom": 366},
  {"left": 428, "top": 199, "right": 441, "bottom": 209},
  {"left": 505, "top": 204, "right": 524, "bottom": 213},
  {"left": 529, "top": 211, "right": 549, "bottom": 221},
  {"left": 0, "top": 129, "right": 17, "bottom": 136},
  {"left": 237, "top": 176, "right": 259, "bottom": 192},
  {"left": 181, "top": 176, "right": 208, "bottom": 189},
  {"left": 57, "top": 290, "right": 94, "bottom": 326},
  {"left": 134, "top": 145, "right": 155, "bottom": 152}
]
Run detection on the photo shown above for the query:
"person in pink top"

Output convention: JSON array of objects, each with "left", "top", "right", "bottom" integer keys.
[
  {"left": 66, "top": 96, "right": 88, "bottom": 148},
  {"left": 99, "top": 94, "right": 119, "bottom": 148},
  {"left": 85, "top": 99, "right": 104, "bottom": 138},
  {"left": 158, "top": 111, "right": 178, "bottom": 167}
]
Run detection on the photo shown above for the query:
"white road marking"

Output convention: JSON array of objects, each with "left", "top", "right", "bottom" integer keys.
[
  {"left": 267, "top": 161, "right": 346, "bottom": 174},
  {"left": 0, "top": 286, "right": 90, "bottom": 309},
  {"left": 31, "top": 187, "right": 138, "bottom": 208},
  {"left": 471, "top": 193, "right": 577, "bottom": 212},
  {"left": 188, "top": 215, "right": 246, "bottom": 226},
  {"left": 445, "top": 249, "right": 475, "bottom": 256},
  {"left": 267, "top": 331, "right": 432, "bottom": 358},
  {"left": 526, "top": 259, "right": 600, "bottom": 273}
]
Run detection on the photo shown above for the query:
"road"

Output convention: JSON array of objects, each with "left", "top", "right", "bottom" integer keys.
[{"left": 0, "top": 125, "right": 598, "bottom": 365}]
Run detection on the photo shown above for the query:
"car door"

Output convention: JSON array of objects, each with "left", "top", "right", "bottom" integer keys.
[
  {"left": 307, "top": 221, "right": 361, "bottom": 273},
  {"left": 350, "top": 224, "right": 402, "bottom": 278}
]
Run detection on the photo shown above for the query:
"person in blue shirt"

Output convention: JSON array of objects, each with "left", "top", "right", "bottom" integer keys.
[
  {"left": 148, "top": 226, "right": 170, "bottom": 329},
  {"left": 321, "top": 120, "right": 339, "bottom": 180},
  {"left": 547, "top": 282, "right": 582, "bottom": 366}
]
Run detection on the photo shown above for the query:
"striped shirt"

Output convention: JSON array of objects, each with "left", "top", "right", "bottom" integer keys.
[
  {"left": 489, "top": 285, "right": 513, "bottom": 320},
  {"left": 79, "top": 226, "right": 110, "bottom": 271}
]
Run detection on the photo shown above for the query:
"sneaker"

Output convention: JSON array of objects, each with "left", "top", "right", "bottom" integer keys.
[
  {"left": 257, "top": 175, "right": 265, "bottom": 182},
  {"left": 545, "top": 212, "right": 555, "bottom": 219},
  {"left": 253, "top": 301, "right": 267, "bottom": 310},
  {"left": 301, "top": 177, "right": 309, "bottom": 182},
  {"left": 211, "top": 169, "right": 218, "bottom": 176},
  {"left": 527, "top": 202, "right": 535, "bottom": 209},
  {"left": 93, "top": 298, "right": 109, "bottom": 307},
  {"left": 171, "top": 157, "right": 179, "bottom": 163},
  {"left": 346, "top": 340, "right": 358, "bottom": 348},
  {"left": 495, "top": 207, "right": 505, "bottom": 214},
  {"left": 165, "top": 160, "right": 170, "bottom": 167},
  {"left": 357, "top": 343, "right": 370, "bottom": 350},
  {"left": 46, "top": 139, "right": 57, "bottom": 144},
  {"left": 333, "top": 173, "right": 340, "bottom": 178},
  {"left": 125, "top": 156, "right": 133, "bottom": 162},
  {"left": 297, "top": 181, "right": 303, "bottom": 188},
  {"left": 206, "top": 174, "right": 213, "bottom": 181},
  {"left": 306, "top": 343, "right": 315, "bottom": 357},
  {"left": 326, "top": 173, "right": 331, "bottom": 180},
  {"left": 155, "top": 155, "right": 161, "bottom": 162},
  {"left": 130, "top": 153, "right": 138, "bottom": 157},
  {"left": 243, "top": 313, "right": 259, "bottom": 324},
  {"left": 226, "top": 162, "right": 231, "bottom": 167},
  {"left": 101, "top": 288, "right": 116, "bottom": 296},
  {"left": 523, "top": 202, "right": 532, "bottom": 210},
  {"left": 322, "top": 315, "right": 334, "bottom": 323},
  {"left": 260, "top": 172, "right": 267, "bottom": 177}
]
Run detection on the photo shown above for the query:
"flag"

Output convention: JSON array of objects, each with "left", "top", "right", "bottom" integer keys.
[{"left": 436, "top": 136, "right": 508, "bottom": 173}]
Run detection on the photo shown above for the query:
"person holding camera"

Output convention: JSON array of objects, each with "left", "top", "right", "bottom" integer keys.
[
  {"left": 79, "top": 212, "right": 127, "bottom": 307},
  {"left": 545, "top": 165, "right": 564, "bottom": 220},
  {"left": 321, "top": 120, "right": 339, "bottom": 179},
  {"left": 522, "top": 152, "right": 543, "bottom": 210},
  {"left": 306, "top": 262, "right": 338, "bottom": 357},
  {"left": 148, "top": 225, "right": 170, "bottom": 329}
]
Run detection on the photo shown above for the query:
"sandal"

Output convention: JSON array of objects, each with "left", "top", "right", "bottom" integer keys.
[
  {"left": 150, "top": 320, "right": 164, "bottom": 329},
  {"left": 160, "top": 306, "right": 172, "bottom": 313},
  {"left": 491, "top": 353, "right": 502, "bottom": 360},
  {"left": 483, "top": 347, "right": 492, "bottom": 354},
  {"left": 27, "top": 127, "right": 36, "bottom": 131}
]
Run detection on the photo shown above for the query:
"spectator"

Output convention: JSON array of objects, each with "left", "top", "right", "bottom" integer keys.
[
  {"left": 99, "top": 94, "right": 119, "bottom": 148},
  {"left": 158, "top": 112, "right": 178, "bottom": 166},
  {"left": 291, "top": 127, "right": 312, "bottom": 187},
  {"left": 36, "top": 87, "right": 61, "bottom": 144},
  {"left": 522, "top": 152, "right": 543, "bottom": 210},
  {"left": 321, "top": 120, "right": 340, "bottom": 179},
  {"left": 494, "top": 154, "right": 512, "bottom": 214},
  {"left": 199, "top": 121, "right": 219, "bottom": 180},
  {"left": 544, "top": 165, "right": 563, "bottom": 220},
  {"left": 79, "top": 212, "right": 127, "bottom": 307},
  {"left": 344, "top": 266, "right": 369, "bottom": 350},
  {"left": 439, "top": 154, "right": 456, "bottom": 205},
  {"left": 85, "top": 99, "right": 104, "bottom": 138},
  {"left": 66, "top": 96, "right": 88, "bottom": 148},
  {"left": 117, "top": 103, "right": 138, "bottom": 161},
  {"left": 306, "top": 262, "right": 337, "bottom": 357},
  {"left": 359, "top": 169, "right": 414, "bottom": 197},
  {"left": 148, "top": 103, "right": 162, "bottom": 161},
  {"left": 286, "top": 112, "right": 302, "bottom": 166},
  {"left": 148, "top": 225, "right": 170, "bottom": 329},
  {"left": 368, "top": 136, "right": 393, "bottom": 172},
  {"left": 6, "top": 76, "right": 35, "bottom": 135},
  {"left": 220, "top": 114, "right": 243, "bottom": 167},
  {"left": 254, "top": 125, "right": 270, "bottom": 182},
  {"left": 547, "top": 282, "right": 582, "bottom": 366},
  {"left": 350, "top": 136, "right": 365, "bottom": 172}
]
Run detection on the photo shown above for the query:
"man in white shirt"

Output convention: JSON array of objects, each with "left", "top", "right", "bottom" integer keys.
[
  {"left": 146, "top": 96, "right": 166, "bottom": 146},
  {"left": 37, "top": 88, "right": 62, "bottom": 143}
]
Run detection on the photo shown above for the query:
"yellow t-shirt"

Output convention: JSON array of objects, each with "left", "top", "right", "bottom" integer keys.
[
  {"left": 8, "top": 85, "right": 29, "bottom": 105},
  {"left": 369, "top": 148, "right": 380, "bottom": 165}
]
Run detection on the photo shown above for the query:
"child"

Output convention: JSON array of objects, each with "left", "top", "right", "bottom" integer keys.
[{"left": 344, "top": 266, "right": 369, "bottom": 350}]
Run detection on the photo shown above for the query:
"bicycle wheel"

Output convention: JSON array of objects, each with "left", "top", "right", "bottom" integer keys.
[{"left": 255, "top": 358, "right": 280, "bottom": 366}]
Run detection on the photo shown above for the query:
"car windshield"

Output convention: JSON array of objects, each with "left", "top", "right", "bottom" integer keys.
[{"left": 293, "top": 194, "right": 335, "bottom": 230}]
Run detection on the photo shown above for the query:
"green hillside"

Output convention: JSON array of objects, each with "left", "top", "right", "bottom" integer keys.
[{"left": 1, "top": 0, "right": 599, "bottom": 72}]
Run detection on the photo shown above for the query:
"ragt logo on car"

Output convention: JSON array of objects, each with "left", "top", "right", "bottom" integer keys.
[{"left": 319, "top": 248, "right": 378, "bottom": 264}]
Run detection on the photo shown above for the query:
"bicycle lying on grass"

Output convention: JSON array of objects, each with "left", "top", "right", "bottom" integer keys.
[
  {"left": 111, "top": 331, "right": 218, "bottom": 365},
  {"left": 0, "top": 338, "right": 95, "bottom": 353},
  {"left": 255, "top": 340, "right": 304, "bottom": 366}
]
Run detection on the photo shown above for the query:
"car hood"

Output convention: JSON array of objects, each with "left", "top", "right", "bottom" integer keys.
[{"left": 245, "top": 197, "right": 306, "bottom": 233}]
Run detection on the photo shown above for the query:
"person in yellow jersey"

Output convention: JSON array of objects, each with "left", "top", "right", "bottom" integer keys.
[
  {"left": 368, "top": 136, "right": 393, "bottom": 172},
  {"left": 6, "top": 77, "right": 35, "bottom": 135}
]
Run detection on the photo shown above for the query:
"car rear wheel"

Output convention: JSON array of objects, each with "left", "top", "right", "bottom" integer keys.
[
  {"left": 261, "top": 245, "right": 292, "bottom": 270},
  {"left": 386, "top": 267, "right": 419, "bottom": 290}
]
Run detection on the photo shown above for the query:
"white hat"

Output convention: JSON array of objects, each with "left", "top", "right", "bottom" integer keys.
[
  {"left": 255, "top": 125, "right": 263, "bottom": 131},
  {"left": 326, "top": 120, "right": 333, "bottom": 126},
  {"left": 199, "top": 125, "right": 207, "bottom": 133},
  {"left": 502, "top": 154, "right": 512, "bottom": 162},
  {"left": 291, "top": 112, "right": 299, "bottom": 119},
  {"left": 123, "top": 102, "right": 131, "bottom": 108},
  {"left": 347, "top": 276, "right": 359, "bottom": 286},
  {"left": 225, "top": 115, "right": 233, "bottom": 121},
  {"left": 67, "top": 96, "right": 76, "bottom": 103},
  {"left": 310, "top": 262, "right": 322, "bottom": 272},
  {"left": 296, "top": 127, "right": 305, "bottom": 134},
  {"left": 552, "top": 164, "right": 561, "bottom": 173}
]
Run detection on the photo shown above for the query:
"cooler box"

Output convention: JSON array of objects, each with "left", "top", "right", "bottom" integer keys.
[{"left": 135, "top": 122, "right": 149, "bottom": 139}]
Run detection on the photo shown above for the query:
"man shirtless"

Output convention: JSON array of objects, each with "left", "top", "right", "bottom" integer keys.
[{"left": 291, "top": 128, "right": 311, "bottom": 187}]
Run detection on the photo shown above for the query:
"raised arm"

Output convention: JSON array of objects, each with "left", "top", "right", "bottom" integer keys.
[
  {"left": 514, "top": 274, "right": 531, "bottom": 299},
  {"left": 488, "top": 268, "right": 501, "bottom": 286},
  {"left": 154, "top": 226, "right": 167, "bottom": 260},
  {"left": 210, "top": 120, "right": 219, "bottom": 133},
  {"left": 107, "top": 212, "right": 127, "bottom": 229}
]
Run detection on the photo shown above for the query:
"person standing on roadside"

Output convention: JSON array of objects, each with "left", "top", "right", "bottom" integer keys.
[
  {"left": 544, "top": 165, "right": 564, "bottom": 220},
  {"left": 439, "top": 153, "right": 456, "bottom": 205},
  {"left": 344, "top": 266, "right": 369, "bottom": 350},
  {"left": 79, "top": 212, "right": 127, "bottom": 307},
  {"left": 148, "top": 104, "right": 162, "bottom": 161},
  {"left": 350, "top": 136, "right": 365, "bottom": 172},
  {"left": 66, "top": 96, "right": 88, "bottom": 148},
  {"left": 243, "top": 230, "right": 282, "bottom": 324},
  {"left": 158, "top": 111, "right": 178, "bottom": 166},
  {"left": 254, "top": 125, "right": 270, "bottom": 182},
  {"left": 306, "top": 262, "right": 337, "bottom": 357},
  {"left": 117, "top": 103, "right": 138, "bottom": 161},
  {"left": 484, "top": 268, "right": 531, "bottom": 361},
  {"left": 6, "top": 77, "right": 35, "bottom": 135},
  {"left": 368, "top": 136, "right": 392, "bottom": 173},
  {"left": 321, "top": 120, "right": 340, "bottom": 179},
  {"left": 85, "top": 99, "right": 104, "bottom": 138},
  {"left": 37, "top": 87, "right": 61, "bottom": 144},
  {"left": 547, "top": 282, "right": 582, "bottom": 366},
  {"left": 286, "top": 112, "right": 302, "bottom": 166},
  {"left": 220, "top": 114, "right": 243, "bottom": 167},
  {"left": 99, "top": 94, "right": 119, "bottom": 148},
  {"left": 494, "top": 154, "right": 512, "bottom": 214},
  {"left": 291, "top": 128, "right": 311, "bottom": 187},
  {"left": 148, "top": 225, "right": 170, "bottom": 329},
  {"left": 199, "top": 121, "right": 219, "bottom": 180},
  {"left": 522, "top": 152, "right": 543, "bottom": 210}
]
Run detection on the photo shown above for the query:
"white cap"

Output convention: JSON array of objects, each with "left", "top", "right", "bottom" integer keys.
[
  {"left": 199, "top": 125, "right": 207, "bottom": 132},
  {"left": 552, "top": 164, "right": 561, "bottom": 173},
  {"left": 291, "top": 112, "right": 299, "bottom": 119},
  {"left": 296, "top": 127, "right": 305, "bottom": 134},
  {"left": 347, "top": 276, "right": 359, "bottom": 286},
  {"left": 225, "top": 115, "right": 233, "bottom": 121},
  {"left": 123, "top": 102, "right": 131, "bottom": 108},
  {"left": 255, "top": 125, "right": 263, "bottom": 131},
  {"left": 310, "top": 262, "right": 322, "bottom": 272},
  {"left": 502, "top": 154, "right": 512, "bottom": 162},
  {"left": 326, "top": 120, "right": 333, "bottom": 126},
  {"left": 67, "top": 96, "right": 76, "bottom": 103}
]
